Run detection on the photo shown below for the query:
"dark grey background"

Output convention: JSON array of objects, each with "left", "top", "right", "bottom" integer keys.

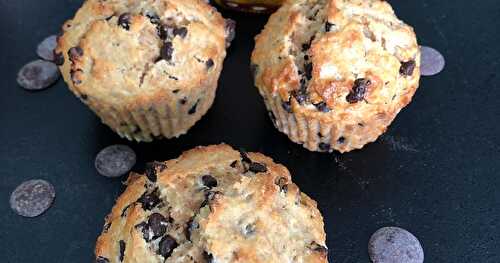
[{"left": 1, "top": 0, "right": 499, "bottom": 262}]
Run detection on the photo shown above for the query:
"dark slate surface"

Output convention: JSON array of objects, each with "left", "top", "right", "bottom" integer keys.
[{"left": 1, "top": 1, "right": 499, "bottom": 262}]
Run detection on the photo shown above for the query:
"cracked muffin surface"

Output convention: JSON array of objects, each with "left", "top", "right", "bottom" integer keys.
[
  {"left": 56, "top": 0, "right": 234, "bottom": 141},
  {"left": 95, "top": 144, "right": 327, "bottom": 263},
  {"left": 251, "top": 0, "right": 420, "bottom": 153}
]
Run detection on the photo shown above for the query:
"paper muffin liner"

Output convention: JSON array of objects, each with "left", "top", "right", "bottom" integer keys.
[
  {"left": 77, "top": 83, "right": 217, "bottom": 142},
  {"left": 260, "top": 89, "right": 398, "bottom": 153}
]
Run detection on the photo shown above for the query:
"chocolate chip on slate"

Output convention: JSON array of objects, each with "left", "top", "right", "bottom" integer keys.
[
  {"left": 118, "top": 13, "right": 132, "bottom": 30},
  {"left": 205, "top": 58, "right": 214, "bottom": 69},
  {"left": 368, "top": 227, "right": 424, "bottom": 263},
  {"left": 138, "top": 189, "right": 161, "bottom": 210},
  {"left": 158, "top": 235, "right": 178, "bottom": 258},
  {"left": 119, "top": 240, "right": 126, "bottom": 261},
  {"left": 249, "top": 162, "right": 267, "bottom": 173},
  {"left": 282, "top": 100, "right": 292, "bottom": 113},
  {"left": 325, "top": 22, "right": 335, "bottom": 32},
  {"left": 173, "top": 27, "right": 188, "bottom": 38},
  {"left": 201, "top": 175, "right": 218, "bottom": 188},
  {"left": 160, "top": 42, "right": 174, "bottom": 61},
  {"left": 399, "top": 60, "right": 416, "bottom": 76},
  {"left": 142, "top": 213, "right": 169, "bottom": 241},
  {"left": 94, "top": 145, "right": 136, "bottom": 178},
  {"left": 53, "top": 51, "right": 64, "bottom": 66},
  {"left": 10, "top": 179, "right": 55, "bottom": 217},
  {"left": 145, "top": 161, "right": 167, "bottom": 182},
  {"left": 314, "top": 102, "right": 330, "bottom": 112},
  {"left": 318, "top": 143, "right": 331, "bottom": 152},
  {"left": 95, "top": 256, "right": 110, "bottom": 263},
  {"left": 420, "top": 46, "right": 445, "bottom": 76},
  {"left": 17, "top": 60, "right": 60, "bottom": 91},
  {"left": 36, "top": 35, "right": 58, "bottom": 61},
  {"left": 224, "top": 19, "right": 236, "bottom": 47},
  {"left": 188, "top": 100, "right": 199, "bottom": 115},
  {"left": 68, "top": 46, "right": 83, "bottom": 62},
  {"left": 346, "top": 78, "right": 371, "bottom": 103}
]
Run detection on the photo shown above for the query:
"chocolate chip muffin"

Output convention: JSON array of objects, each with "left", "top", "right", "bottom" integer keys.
[
  {"left": 251, "top": 0, "right": 420, "bottom": 153},
  {"left": 56, "top": 0, "right": 235, "bottom": 141},
  {"left": 95, "top": 144, "right": 328, "bottom": 263}
]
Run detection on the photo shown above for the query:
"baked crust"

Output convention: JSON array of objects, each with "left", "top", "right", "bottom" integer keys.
[
  {"left": 56, "top": 0, "right": 231, "bottom": 141},
  {"left": 95, "top": 144, "right": 327, "bottom": 263},
  {"left": 251, "top": 0, "right": 420, "bottom": 153}
]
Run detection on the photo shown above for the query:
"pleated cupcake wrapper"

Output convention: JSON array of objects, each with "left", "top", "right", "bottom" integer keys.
[
  {"left": 82, "top": 84, "right": 217, "bottom": 142},
  {"left": 261, "top": 90, "right": 377, "bottom": 153}
]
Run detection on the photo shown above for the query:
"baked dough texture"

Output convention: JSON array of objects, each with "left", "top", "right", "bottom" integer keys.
[
  {"left": 56, "top": 0, "right": 234, "bottom": 141},
  {"left": 251, "top": 0, "right": 420, "bottom": 153},
  {"left": 95, "top": 144, "right": 328, "bottom": 263}
]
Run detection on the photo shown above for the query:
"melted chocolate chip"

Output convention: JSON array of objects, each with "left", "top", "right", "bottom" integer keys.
[
  {"left": 188, "top": 100, "right": 199, "bottom": 115},
  {"left": 53, "top": 51, "right": 64, "bottom": 65},
  {"left": 301, "top": 43, "right": 310, "bottom": 52},
  {"left": 201, "top": 175, "right": 218, "bottom": 188},
  {"left": 158, "top": 24, "right": 173, "bottom": 40},
  {"left": 346, "top": 78, "right": 371, "bottom": 103},
  {"left": 325, "top": 22, "right": 335, "bottom": 32},
  {"left": 142, "top": 213, "right": 169, "bottom": 241},
  {"left": 249, "top": 162, "right": 267, "bottom": 173},
  {"left": 70, "top": 69, "right": 82, "bottom": 85},
  {"left": 158, "top": 235, "right": 178, "bottom": 258},
  {"left": 318, "top": 143, "right": 331, "bottom": 152},
  {"left": 95, "top": 256, "right": 110, "bottom": 263},
  {"left": 292, "top": 89, "right": 308, "bottom": 105},
  {"left": 68, "top": 47, "right": 83, "bottom": 62},
  {"left": 400, "top": 60, "right": 416, "bottom": 76},
  {"left": 304, "top": 62, "right": 313, "bottom": 80},
  {"left": 239, "top": 149, "right": 252, "bottom": 164},
  {"left": 146, "top": 13, "right": 160, "bottom": 25},
  {"left": 160, "top": 42, "right": 174, "bottom": 61},
  {"left": 230, "top": 160, "right": 238, "bottom": 168},
  {"left": 81, "top": 94, "right": 88, "bottom": 100},
  {"left": 314, "top": 102, "right": 330, "bottom": 112},
  {"left": 180, "top": 97, "right": 187, "bottom": 105},
  {"left": 138, "top": 189, "right": 161, "bottom": 210},
  {"left": 145, "top": 161, "right": 167, "bottom": 182},
  {"left": 282, "top": 100, "right": 292, "bottom": 113},
  {"left": 173, "top": 27, "right": 188, "bottom": 38},
  {"left": 119, "top": 240, "right": 126, "bottom": 261},
  {"left": 206, "top": 59, "right": 214, "bottom": 69},
  {"left": 118, "top": 13, "right": 132, "bottom": 30},
  {"left": 337, "top": 137, "right": 345, "bottom": 144},
  {"left": 275, "top": 177, "right": 288, "bottom": 193}
]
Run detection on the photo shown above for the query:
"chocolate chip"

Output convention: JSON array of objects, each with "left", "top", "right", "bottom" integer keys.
[
  {"left": 310, "top": 241, "right": 328, "bottom": 255},
  {"left": 158, "top": 24, "right": 173, "bottom": 40},
  {"left": 138, "top": 189, "right": 161, "bottom": 210},
  {"left": 145, "top": 161, "right": 167, "bottom": 182},
  {"left": 68, "top": 46, "right": 83, "bottom": 62},
  {"left": 146, "top": 13, "right": 160, "bottom": 25},
  {"left": 239, "top": 149, "right": 252, "bottom": 164},
  {"left": 368, "top": 227, "right": 424, "bottom": 263},
  {"left": 17, "top": 60, "right": 60, "bottom": 91},
  {"left": 118, "top": 13, "right": 132, "bottom": 30},
  {"left": 318, "top": 143, "right": 331, "bottom": 152},
  {"left": 201, "top": 175, "right": 218, "bottom": 188},
  {"left": 188, "top": 100, "right": 199, "bottom": 115},
  {"left": 400, "top": 60, "right": 416, "bottom": 76},
  {"left": 249, "top": 162, "right": 267, "bottom": 173},
  {"left": 185, "top": 218, "right": 198, "bottom": 241},
  {"left": 36, "top": 35, "right": 58, "bottom": 61},
  {"left": 160, "top": 42, "right": 174, "bottom": 61},
  {"left": 301, "top": 43, "right": 310, "bottom": 52},
  {"left": 172, "top": 89, "right": 180, "bottom": 93},
  {"left": 224, "top": 19, "right": 236, "bottom": 47},
  {"left": 230, "top": 160, "right": 238, "bottom": 168},
  {"left": 9, "top": 179, "right": 55, "bottom": 217},
  {"left": 203, "top": 251, "right": 214, "bottom": 263},
  {"left": 282, "top": 100, "right": 292, "bottom": 113},
  {"left": 142, "top": 213, "right": 169, "bottom": 241},
  {"left": 53, "top": 51, "right": 64, "bottom": 66},
  {"left": 346, "top": 78, "right": 371, "bottom": 103},
  {"left": 243, "top": 223, "right": 256, "bottom": 236},
  {"left": 119, "top": 240, "right": 126, "bottom": 261},
  {"left": 180, "top": 97, "right": 187, "bottom": 104},
  {"left": 173, "top": 27, "right": 188, "bottom": 38},
  {"left": 158, "top": 235, "right": 178, "bottom": 258},
  {"left": 206, "top": 59, "right": 214, "bottom": 69},
  {"left": 337, "top": 137, "right": 345, "bottom": 144},
  {"left": 103, "top": 222, "right": 111, "bottom": 233},
  {"left": 317, "top": 132, "right": 323, "bottom": 138},
  {"left": 292, "top": 89, "right": 308, "bottom": 105},
  {"left": 70, "top": 69, "right": 82, "bottom": 85},
  {"left": 95, "top": 256, "right": 110, "bottom": 263},
  {"left": 304, "top": 62, "right": 313, "bottom": 80},
  {"left": 81, "top": 94, "right": 88, "bottom": 100},
  {"left": 325, "top": 22, "right": 335, "bottom": 32},
  {"left": 200, "top": 190, "right": 221, "bottom": 209},
  {"left": 121, "top": 204, "right": 131, "bottom": 217},
  {"left": 314, "top": 102, "right": 330, "bottom": 112},
  {"left": 420, "top": 46, "right": 445, "bottom": 76},
  {"left": 95, "top": 145, "right": 136, "bottom": 178},
  {"left": 275, "top": 177, "right": 288, "bottom": 193}
]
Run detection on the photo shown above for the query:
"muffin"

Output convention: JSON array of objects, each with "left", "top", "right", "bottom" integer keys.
[
  {"left": 251, "top": 0, "right": 420, "bottom": 153},
  {"left": 55, "top": 0, "right": 235, "bottom": 141},
  {"left": 95, "top": 144, "right": 328, "bottom": 263}
]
